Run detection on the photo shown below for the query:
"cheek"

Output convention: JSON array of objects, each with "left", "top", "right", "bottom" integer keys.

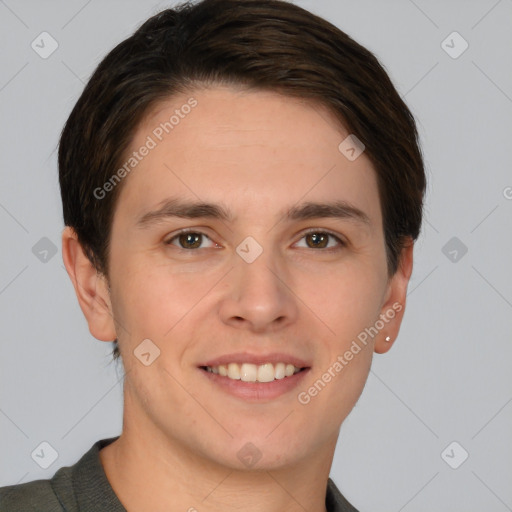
[
  {"left": 109, "top": 257, "right": 223, "bottom": 342},
  {"left": 295, "top": 339, "right": 373, "bottom": 445},
  {"left": 294, "top": 264, "right": 384, "bottom": 428},
  {"left": 295, "top": 261, "right": 385, "bottom": 344}
]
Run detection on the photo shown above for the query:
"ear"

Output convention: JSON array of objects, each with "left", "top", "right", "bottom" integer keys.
[
  {"left": 374, "top": 240, "right": 414, "bottom": 354},
  {"left": 61, "top": 226, "right": 117, "bottom": 342}
]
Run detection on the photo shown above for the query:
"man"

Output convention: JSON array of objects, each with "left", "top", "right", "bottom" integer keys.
[{"left": 0, "top": 0, "right": 425, "bottom": 510}]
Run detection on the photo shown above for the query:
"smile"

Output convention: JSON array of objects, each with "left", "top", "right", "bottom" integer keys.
[{"left": 202, "top": 362, "right": 303, "bottom": 382}]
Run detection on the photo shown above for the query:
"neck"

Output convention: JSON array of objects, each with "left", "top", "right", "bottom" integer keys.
[{"left": 99, "top": 396, "right": 336, "bottom": 512}]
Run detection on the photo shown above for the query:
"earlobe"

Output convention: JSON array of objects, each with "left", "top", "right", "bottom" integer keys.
[
  {"left": 374, "top": 240, "right": 414, "bottom": 354},
  {"left": 61, "top": 226, "right": 117, "bottom": 342}
]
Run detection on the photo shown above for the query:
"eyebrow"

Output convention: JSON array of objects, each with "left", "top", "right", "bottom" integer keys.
[{"left": 135, "top": 197, "right": 371, "bottom": 228}]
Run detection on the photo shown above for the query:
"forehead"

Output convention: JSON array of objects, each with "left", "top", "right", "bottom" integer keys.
[
  {"left": 144, "top": 86, "right": 344, "bottom": 151},
  {"left": 115, "top": 86, "right": 382, "bottom": 228}
]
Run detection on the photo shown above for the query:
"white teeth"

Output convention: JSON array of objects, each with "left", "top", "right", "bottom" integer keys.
[
  {"left": 240, "top": 363, "right": 257, "bottom": 382},
  {"left": 274, "top": 362, "right": 285, "bottom": 380},
  {"left": 204, "top": 362, "right": 303, "bottom": 382},
  {"left": 257, "top": 363, "right": 275, "bottom": 383},
  {"left": 227, "top": 362, "right": 241, "bottom": 380},
  {"left": 285, "top": 363, "right": 295, "bottom": 377}
]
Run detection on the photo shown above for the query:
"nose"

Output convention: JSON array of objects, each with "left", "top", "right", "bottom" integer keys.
[{"left": 218, "top": 245, "right": 299, "bottom": 333}]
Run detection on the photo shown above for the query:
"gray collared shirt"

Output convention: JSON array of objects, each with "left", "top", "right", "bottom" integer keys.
[{"left": 0, "top": 437, "right": 360, "bottom": 511}]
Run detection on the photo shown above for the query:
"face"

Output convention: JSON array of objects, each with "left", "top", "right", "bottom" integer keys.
[{"left": 87, "top": 86, "right": 411, "bottom": 470}]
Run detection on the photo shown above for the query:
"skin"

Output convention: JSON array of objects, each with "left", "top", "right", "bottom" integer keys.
[{"left": 62, "top": 86, "right": 413, "bottom": 512}]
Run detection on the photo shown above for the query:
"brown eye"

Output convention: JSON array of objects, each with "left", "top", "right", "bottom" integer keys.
[
  {"left": 178, "top": 232, "right": 202, "bottom": 249},
  {"left": 305, "top": 232, "right": 329, "bottom": 248},
  {"left": 165, "top": 230, "right": 217, "bottom": 250},
  {"left": 295, "top": 231, "right": 345, "bottom": 251}
]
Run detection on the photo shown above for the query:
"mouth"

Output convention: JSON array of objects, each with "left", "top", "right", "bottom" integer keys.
[
  {"left": 199, "top": 362, "right": 305, "bottom": 382},
  {"left": 198, "top": 354, "right": 311, "bottom": 401}
]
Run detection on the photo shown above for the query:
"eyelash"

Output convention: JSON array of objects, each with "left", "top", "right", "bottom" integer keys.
[{"left": 164, "top": 228, "right": 346, "bottom": 252}]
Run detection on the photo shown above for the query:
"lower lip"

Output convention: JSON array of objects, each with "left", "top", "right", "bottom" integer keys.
[{"left": 199, "top": 367, "right": 310, "bottom": 401}]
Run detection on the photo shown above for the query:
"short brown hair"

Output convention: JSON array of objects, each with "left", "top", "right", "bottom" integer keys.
[{"left": 58, "top": 0, "right": 426, "bottom": 361}]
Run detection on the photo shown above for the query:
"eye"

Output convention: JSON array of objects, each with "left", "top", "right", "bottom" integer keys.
[
  {"left": 165, "top": 230, "right": 219, "bottom": 250},
  {"left": 295, "top": 230, "right": 345, "bottom": 250}
]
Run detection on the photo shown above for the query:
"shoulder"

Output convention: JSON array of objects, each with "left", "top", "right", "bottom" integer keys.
[
  {"left": 326, "top": 477, "right": 361, "bottom": 512},
  {"left": 0, "top": 437, "right": 120, "bottom": 512},
  {"left": 0, "top": 475, "right": 69, "bottom": 512}
]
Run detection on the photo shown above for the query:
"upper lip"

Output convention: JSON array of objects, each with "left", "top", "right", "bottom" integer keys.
[{"left": 200, "top": 352, "right": 311, "bottom": 368}]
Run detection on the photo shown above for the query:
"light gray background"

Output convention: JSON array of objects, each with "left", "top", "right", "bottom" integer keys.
[{"left": 1, "top": 0, "right": 511, "bottom": 510}]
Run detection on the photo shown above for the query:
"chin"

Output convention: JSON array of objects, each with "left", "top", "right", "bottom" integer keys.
[{"left": 209, "top": 432, "right": 312, "bottom": 472}]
